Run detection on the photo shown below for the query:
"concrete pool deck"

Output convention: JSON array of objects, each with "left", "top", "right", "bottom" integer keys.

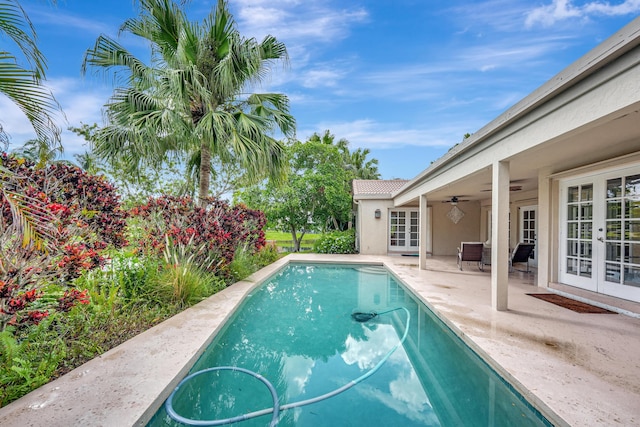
[{"left": 1, "top": 253, "right": 639, "bottom": 426}]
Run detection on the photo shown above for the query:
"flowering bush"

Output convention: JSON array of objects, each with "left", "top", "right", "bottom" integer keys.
[
  {"left": 1, "top": 155, "right": 128, "bottom": 248},
  {"left": 313, "top": 229, "right": 357, "bottom": 254},
  {"left": 130, "top": 196, "right": 266, "bottom": 274}
]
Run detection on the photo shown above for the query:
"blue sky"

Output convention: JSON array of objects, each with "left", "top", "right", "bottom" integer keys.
[{"left": 4, "top": 0, "right": 640, "bottom": 179}]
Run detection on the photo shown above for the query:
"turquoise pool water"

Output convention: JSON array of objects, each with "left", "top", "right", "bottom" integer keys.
[{"left": 148, "top": 263, "right": 551, "bottom": 426}]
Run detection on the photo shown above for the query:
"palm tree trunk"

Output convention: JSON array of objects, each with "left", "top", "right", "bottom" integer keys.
[{"left": 198, "top": 140, "right": 212, "bottom": 206}]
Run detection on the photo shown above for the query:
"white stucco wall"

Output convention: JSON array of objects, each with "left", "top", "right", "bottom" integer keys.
[
  {"left": 356, "top": 199, "right": 396, "bottom": 255},
  {"left": 357, "top": 199, "right": 482, "bottom": 256},
  {"left": 430, "top": 201, "right": 482, "bottom": 256}
]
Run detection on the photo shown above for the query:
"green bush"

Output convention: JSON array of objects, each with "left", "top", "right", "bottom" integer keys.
[
  {"left": 254, "top": 242, "right": 281, "bottom": 267},
  {"left": 101, "top": 252, "right": 162, "bottom": 302},
  {"left": 227, "top": 247, "right": 257, "bottom": 283},
  {"left": 0, "top": 318, "right": 66, "bottom": 407},
  {"left": 0, "top": 288, "right": 180, "bottom": 407},
  {"left": 155, "top": 262, "right": 223, "bottom": 308},
  {"left": 313, "top": 230, "right": 356, "bottom": 254}
]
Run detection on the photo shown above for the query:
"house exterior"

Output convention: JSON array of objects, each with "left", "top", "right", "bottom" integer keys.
[
  {"left": 352, "top": 179, "right": 408, "bottom": 254},
  {"left": 353, "top": 17, "right": 640, "bottom": 310}
]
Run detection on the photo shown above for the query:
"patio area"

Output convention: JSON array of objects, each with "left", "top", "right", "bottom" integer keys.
[{"left": 1, "top": 253, "right": 639, "bottom": 426}]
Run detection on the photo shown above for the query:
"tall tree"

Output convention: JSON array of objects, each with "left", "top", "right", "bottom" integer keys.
[
  {"left": 347, "top": 147, "right": 380, "bottom": 179},
  {"left": 82, "top": 0, "right": 295, "bottom": 206},
  {"left": 0, "top": 0, "right": 62, "bottom": 148},
  {"left": 236, "top": 133, "right": 353, "bottom": 251},
  {"left": 310, "top": 130, "right": 380, "bottom": 179}
]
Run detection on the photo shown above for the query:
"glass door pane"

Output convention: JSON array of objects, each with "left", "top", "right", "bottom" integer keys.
[
  {"left": 389, "top": 210, "right": 419, "bottom": 251},
  {"left": 566, "top": 184, "right": 593, "bottom": 278},
  {"left": 605, "top": 174, "right": 640, "bottom": 288},
  {"left": 389, "top": 211, "right": 406, "bottom": 247},
  {"left": 409, "top": 211, "right": 419, "bottom": 247},
  {"left": 519, "top": 206, "right": 537, "bottom": 264}
]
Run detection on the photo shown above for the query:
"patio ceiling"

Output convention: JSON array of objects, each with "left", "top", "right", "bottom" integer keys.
[{"left": 395, "top": 102, "right": 640, "bottom": 207}]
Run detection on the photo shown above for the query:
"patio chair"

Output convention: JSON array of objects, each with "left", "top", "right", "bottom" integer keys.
[
  {"left": 457, "top": 242, "right": 484, "bottom": 271},
  {"left": 509, "top": 242, "right": 535, "bottom": 272}
]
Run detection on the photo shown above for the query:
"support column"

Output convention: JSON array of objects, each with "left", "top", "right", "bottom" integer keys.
[
  {"left": 537, "top": 168, "right": 552, "bottom": 289},
  {"left": 491, "top": 161, "right": 510, "bottom": 311},
  {"left": 419, "top": 194, "right": 428, "bottom": 270}
]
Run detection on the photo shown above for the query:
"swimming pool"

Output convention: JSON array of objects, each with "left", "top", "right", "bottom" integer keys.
[{"left": 148, "top": 263, "right": 551, "bottom": 426}]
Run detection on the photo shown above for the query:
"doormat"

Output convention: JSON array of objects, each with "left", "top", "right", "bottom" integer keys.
[{"left": 527, "top": 294, "right": 615, "bottom": 313}]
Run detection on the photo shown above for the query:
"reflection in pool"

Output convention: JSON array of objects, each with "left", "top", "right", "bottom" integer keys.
[{"left": 148, "top": 263, "right": 551, "bottom": 426}]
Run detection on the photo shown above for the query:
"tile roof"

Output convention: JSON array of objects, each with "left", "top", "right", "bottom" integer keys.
[{"left": 352, "top": 179, "right": 409, "bottom": 196}]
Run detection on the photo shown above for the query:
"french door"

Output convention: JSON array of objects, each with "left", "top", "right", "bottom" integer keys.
[
  {"left": 520, "top": 206, "right": 537, "bottom": 266},
  {"left": 560, "top": 165, "right": 640, "bottom": 302},
  {"left": 389, "top": 210, "right": 419, "bottom": 252}
]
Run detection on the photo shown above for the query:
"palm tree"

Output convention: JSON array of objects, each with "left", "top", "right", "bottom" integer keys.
[
  {"left": 1, "top": 0, "right": 63, "bottom": 250},
  {"left": 348, "top": 147, "right": 380, "bottom": 179},
  {"left": 310, "top": 130, "right": 380, "bottom": 179},
  {"left": 82, "top": 0, "right": 295, "bottom": 205},
  {"left": 11, "top": 137, "right": 65, "bottom": 169},
  {"left": 0, "top": 0, "right": 62, "bottom": 148}
]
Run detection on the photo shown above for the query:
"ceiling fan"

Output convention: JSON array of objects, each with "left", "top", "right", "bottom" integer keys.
[{"left": 442, "top": 196, "right": 470, "bottom": 205}]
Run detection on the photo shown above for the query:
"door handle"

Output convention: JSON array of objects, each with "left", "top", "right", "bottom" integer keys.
[{"left": 597, "top": 237, "right": 604, "bottom": 242}]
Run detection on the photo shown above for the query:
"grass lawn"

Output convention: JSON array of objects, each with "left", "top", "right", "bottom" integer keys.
[{"left": 265, "top": 230, "right": 320, "bottom": 251}]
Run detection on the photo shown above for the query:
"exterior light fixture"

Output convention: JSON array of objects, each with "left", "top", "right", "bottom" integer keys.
[{"left": 374, "top": 209, "right": 381, "bottom": 219}]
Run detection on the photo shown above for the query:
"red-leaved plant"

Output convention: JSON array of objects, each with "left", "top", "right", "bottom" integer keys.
[
  {"left": 130, "top": 196, "right": 266, "bottom": 274},
  {"left": 0, "top": 153, "right": 127, "bottom": 329}
]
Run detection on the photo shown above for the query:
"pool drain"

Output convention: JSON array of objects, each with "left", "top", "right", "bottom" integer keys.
[{"left": 165, "top": 307, "right": 410, "bottom": 426}]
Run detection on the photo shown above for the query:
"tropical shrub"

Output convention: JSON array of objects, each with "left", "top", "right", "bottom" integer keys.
[
  {"left": 313, "top": 229, "right": 357, "bottom": 254},
  {"left": 1, "top": 155, "right": 128, "bottom": 248},
  {"left": 0, "top": 153, "right": 127, "bottom": 330},
  {"left": 0, "top": 290, "right": 178, "bottom": 407},
  {"left": 254, "top": 241, "right": 281, "bottom": 268},
  {"left": 129, "top": 196, "right": 266, "bottom": 274}
]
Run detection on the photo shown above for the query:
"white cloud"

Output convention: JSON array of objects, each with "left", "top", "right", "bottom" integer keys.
[
  {"left": 28, "top": 7, "right": 115, "bottom": 36},
  {"left": 230, "top": 0, "right": 368, "bottom": 92},
  {"left": 457, "top": 35, "right": 575, "bottom": 72},
  {"left": 1, "top": 76, "right": 110, "bottom": 158},
  {"left": 525, "top": 0, "right": 640, "bottom": 28},
  {"left": 301, "top": 119, "right": 461, "bottom": 150},
  {"left": 0, "top": 96, "right": 36, "bottom": 147},
  {"left": 299, "top": 67, "right": 346, "bottom": 88},
  {"left": 233, "top": 1, "right": 369, "bottom": 43},
  {"left": 445, "top": 0, "right": 532, "bottom": 33}
]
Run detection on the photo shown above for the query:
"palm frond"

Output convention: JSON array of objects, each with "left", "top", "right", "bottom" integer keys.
[
  {"left": 0, "top": 0, "right": 46, "bottom": 78},
  {"left": 0, "top": 53, "right": 62, "bottom": 145},
  {"left": 0, "top": 166, "right": 58, "bottom": 251}
]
